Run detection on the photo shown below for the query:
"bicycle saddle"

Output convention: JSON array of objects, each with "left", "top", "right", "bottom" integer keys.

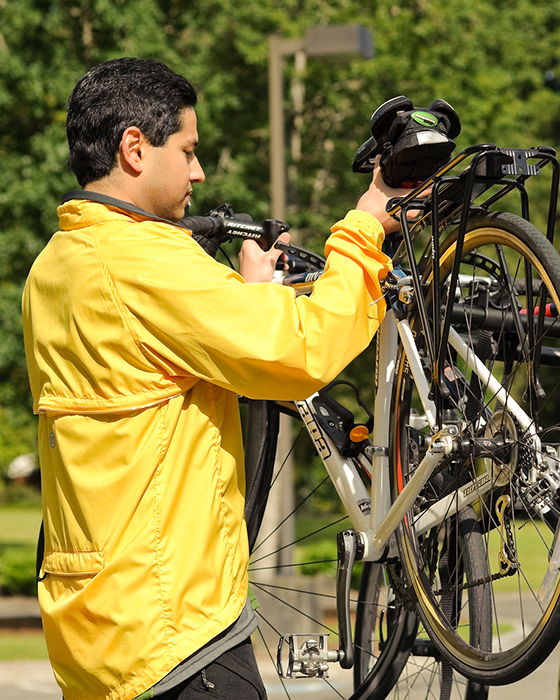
[{"left": 353, "top": 95, "right": 462, "bottom": 187}]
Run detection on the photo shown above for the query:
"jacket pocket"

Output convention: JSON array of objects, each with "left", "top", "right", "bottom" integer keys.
[{"left": 44, "top": 550, "right": 104, "bottom": 577}]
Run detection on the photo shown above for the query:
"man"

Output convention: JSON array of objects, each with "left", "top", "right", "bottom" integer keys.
[{"left": 23, "top": 58, "right": 405, "bottom": 700}]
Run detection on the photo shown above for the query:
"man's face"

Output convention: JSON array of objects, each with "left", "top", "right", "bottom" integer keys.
[{"left": 140, "top": 108, "right": 205, "bottom": 221}]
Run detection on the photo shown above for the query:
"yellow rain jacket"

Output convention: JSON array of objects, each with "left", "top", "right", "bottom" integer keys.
[{"left": 22, "top": 199, "right": 391, "bottom": 700}]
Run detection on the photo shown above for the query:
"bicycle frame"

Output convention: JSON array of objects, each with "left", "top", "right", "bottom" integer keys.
[
  {"left": 292, "top": 316, "right": 560, "bottom": 640},
  {"left": 292, "top": 311, "right": 497, "bottom": 562}
]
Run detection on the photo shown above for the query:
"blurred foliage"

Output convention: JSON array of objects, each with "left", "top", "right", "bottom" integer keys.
[
  {"left": 1, "top": 0, "right": 560, "bottom": 473},
  {"left": 0, "top": 483, "right": 42, "bottom": 507},
  {"left": 297, "top": 536, "right": 364, "bottom": 588}
]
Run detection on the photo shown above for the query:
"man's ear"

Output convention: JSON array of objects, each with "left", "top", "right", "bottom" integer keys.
[{"left": 120, "top": 126, "right": 149, "bottom": 174}]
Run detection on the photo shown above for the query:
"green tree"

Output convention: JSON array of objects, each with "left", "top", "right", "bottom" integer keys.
[{"left": 1, "top": 0, "right": 560, "bottom": 471}]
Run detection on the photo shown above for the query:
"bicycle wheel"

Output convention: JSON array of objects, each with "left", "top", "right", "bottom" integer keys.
[
  {"left": 246, "top": 400, "right": 486, "bottom": 699},
  {"left": 391, "top": 212, "right": 560, "bottom": 684}
]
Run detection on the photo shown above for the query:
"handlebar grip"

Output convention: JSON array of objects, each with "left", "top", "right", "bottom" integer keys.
[
  {"left": 181, "top": 215, "right": 223, "bottom": 236},
  {"left": 180, "top": 211, "right": 290, "bottom": 250}
]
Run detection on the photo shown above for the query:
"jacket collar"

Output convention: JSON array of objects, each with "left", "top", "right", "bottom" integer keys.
[{"left": 60, "top": 190, "right": 189, "bottom": 230}]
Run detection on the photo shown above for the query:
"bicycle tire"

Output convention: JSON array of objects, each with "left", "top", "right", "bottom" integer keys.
[
  {"left": 391, "top": 212, "right": 560, "bottom": 684},
  {"left": 354, "top": 543, "right": 489, "bottom": 700},
  {"left": 247, "top": 401, "right": 486, "bottom": 699},
  {"left": 244, "top": 399, "right": 280, "bottom": 553}
]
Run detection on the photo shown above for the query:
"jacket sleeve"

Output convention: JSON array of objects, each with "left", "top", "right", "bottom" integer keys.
[{"left": 100, "top": 209, "right": 392, "bottom": 401}]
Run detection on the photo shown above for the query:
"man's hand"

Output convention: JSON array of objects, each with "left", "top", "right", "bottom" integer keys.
[
  {"left": 356, "top": 158, "right": 427, "bottom": 234},
  {"left": 239, "top": 232, "right": 291, "bottom": 283}
]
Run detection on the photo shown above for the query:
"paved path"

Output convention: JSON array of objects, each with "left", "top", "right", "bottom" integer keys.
[
  {"left": 0, "top": 651, "right": 557, "bottom": 700},
  {"left": 0, "top": 659, "right": 60, "bottom": 699}
]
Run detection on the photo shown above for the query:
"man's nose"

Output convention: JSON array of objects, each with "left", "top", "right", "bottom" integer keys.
[{"left": 191, "top": 156, "right": 205, "bottom": 183}]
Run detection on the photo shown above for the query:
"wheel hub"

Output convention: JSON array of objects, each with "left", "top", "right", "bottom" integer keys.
[{"left": 483, "top": 411, "right": 518, "bottom": 486}]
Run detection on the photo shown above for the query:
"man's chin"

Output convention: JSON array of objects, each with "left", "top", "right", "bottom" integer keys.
[{"left": 155, "top": 207, "right": 183, "bottom": 223}]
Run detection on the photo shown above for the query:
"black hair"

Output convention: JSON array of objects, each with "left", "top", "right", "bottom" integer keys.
[{"left": 66, "top": 58, "right": 198, "bottom": 187}]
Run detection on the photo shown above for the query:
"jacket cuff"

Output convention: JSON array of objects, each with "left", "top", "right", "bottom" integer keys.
[{"left": 331, "top": 210, "right": 385, "bottom": 249}]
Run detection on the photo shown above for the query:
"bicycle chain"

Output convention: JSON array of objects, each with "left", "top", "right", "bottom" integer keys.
[
  {"left": 434, "top": 497, "right": 518, "bottom": 596},
  {"left": 496, "top": 494, "right": 518, "bottom": 575},
  {"left": 434, "top": 566, "right": 516, "bottom": 596},
  {"left": 386, "top": 548, "right": 516, "bottom": 601}
]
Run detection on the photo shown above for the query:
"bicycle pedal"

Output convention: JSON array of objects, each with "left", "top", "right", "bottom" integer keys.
[{"left": 276, "top": 634, "right": 342, "bottom": 678}]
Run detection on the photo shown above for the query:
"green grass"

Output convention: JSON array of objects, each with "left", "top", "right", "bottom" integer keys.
[
  {"left": 0, "top": 507, "right": 47, "bottom": 660},
  {"left": 0, "top": 631, "right": 48, "bottom": 660},
  {"left": 295, "top": 514, "right": 349, "bottom": 578},
  {"left": 0, "top": 506, "right": 42, "bottom": 547}
]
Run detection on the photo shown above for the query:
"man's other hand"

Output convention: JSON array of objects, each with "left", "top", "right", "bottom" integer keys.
[
  {"left": 239, "top": 232, "right": 291, "bottom": 283},
  {"left": 356, "top": 158, "right": 428, "bottom": 234}
]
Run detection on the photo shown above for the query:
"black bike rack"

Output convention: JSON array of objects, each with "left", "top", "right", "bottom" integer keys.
[{"left": 384, "top": 144, "right": 560, "bottom": 428}]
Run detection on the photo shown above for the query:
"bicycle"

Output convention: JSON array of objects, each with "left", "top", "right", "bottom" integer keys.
[{"left": 183, "top": 139, "right": 560, "bottom": 700}]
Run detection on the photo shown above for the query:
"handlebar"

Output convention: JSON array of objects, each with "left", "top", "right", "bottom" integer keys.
[
  {"left": 180, "top": 204, "right": 290, "bottom": 250},
  {"left": 180, "top": 203, "right": 325, "bottom": 277}
]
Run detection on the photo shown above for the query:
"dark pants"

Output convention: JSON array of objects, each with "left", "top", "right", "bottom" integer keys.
[{"left": 158, "top": 639, "right": 268, "bottom": 700}]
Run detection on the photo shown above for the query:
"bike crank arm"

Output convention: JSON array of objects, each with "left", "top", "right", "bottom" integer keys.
[
  {"left": 336, "top": 529, "right": 364, "bottom": 669},
  {"left": 276, "top": 529, "right": 366, "bottom": 676}
]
